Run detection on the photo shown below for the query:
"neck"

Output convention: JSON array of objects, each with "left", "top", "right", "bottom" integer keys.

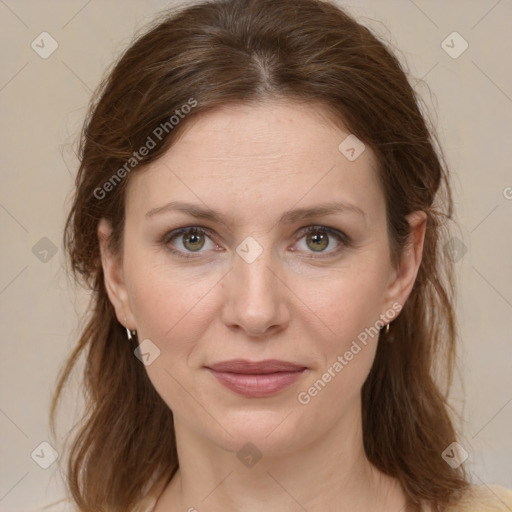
[{"left": 154, "top": 401, "right": 406, "bottom": 512}]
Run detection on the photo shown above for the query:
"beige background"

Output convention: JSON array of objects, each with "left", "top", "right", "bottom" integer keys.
[{"left": 1, "top": 0, "right": 511, "bottom": 510}]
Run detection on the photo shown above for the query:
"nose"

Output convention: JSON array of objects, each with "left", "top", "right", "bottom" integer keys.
[{"left": 220, "top": 242, "right": 290, "bottom": 338}]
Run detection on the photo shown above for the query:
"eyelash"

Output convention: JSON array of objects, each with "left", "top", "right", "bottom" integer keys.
[{"left": 161, "top": 225, "right": 351, "bottom": 260}]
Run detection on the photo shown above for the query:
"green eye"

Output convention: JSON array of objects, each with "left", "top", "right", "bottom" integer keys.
[
  {"left": 296, "top": 226, "right": 348, "bottom": 256},
  {"left": 305, "top": 230, "right": 329, "bottom": 252},
  {"left": 182, "top": 230, "right": 206, "bottom": 252},
  {"left": 162, "top": 225, "right": 350, "bottom": 260},
  {"left": 164, "top": 227, "right": 214, "bottom": 255}
]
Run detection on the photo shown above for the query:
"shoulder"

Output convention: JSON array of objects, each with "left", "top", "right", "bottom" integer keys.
[{"left": 446, "top": 484, "right": 512, "bottom": 511}]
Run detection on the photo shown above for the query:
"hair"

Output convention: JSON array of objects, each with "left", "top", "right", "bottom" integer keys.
[{"left": 50, "top": 0, "right": 470, "bottom": 510}]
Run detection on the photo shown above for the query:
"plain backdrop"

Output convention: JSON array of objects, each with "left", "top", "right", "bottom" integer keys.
[{"left": 0, "top": 0, "right": 511, "bottom": 510}]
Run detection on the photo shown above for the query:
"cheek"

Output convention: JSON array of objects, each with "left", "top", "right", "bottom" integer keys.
[
  {"left": 293, "top": 264, "right": 387, "bottom": 416},
  {"left": 124, "top": 258, "right": 222, "bottom": 413},
  {"left": 295, "top": 256, "right": 389, "bottom": 351},
  {"left": 125, "top": 246, "right": 221, "bottom": 341},
  {"left": 119, "top": 242, "right": 389, "bottom": 447}
]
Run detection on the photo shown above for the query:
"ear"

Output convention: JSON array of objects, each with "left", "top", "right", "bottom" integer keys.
[
  {"left": 383, "top": 210, "right": 427, "bottom": 312},
  {"left": 97, "top": 218, "right": 136, "bottom": 331}
]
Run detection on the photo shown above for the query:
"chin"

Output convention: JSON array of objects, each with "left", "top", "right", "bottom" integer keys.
[{"left": 203, "top": 406, "right": 310, "bottom": 457}]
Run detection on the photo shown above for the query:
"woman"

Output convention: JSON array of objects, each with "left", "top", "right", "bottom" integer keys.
[{"left": 49, "top": 0, "right": 512, "bottom": 511}]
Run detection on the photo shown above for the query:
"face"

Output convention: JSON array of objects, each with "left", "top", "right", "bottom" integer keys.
[{"left": 99, "top": 100, "right": 425, "bottom": 456}]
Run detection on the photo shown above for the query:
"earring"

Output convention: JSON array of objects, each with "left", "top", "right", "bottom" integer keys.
[
  {"left": 383, "top": 322, "right": 394, "bottom": 343},
  {"left": 124, "top": 317, "right": 136, "bottom": 341}
]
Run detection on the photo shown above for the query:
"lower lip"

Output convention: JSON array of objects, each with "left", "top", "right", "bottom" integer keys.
[{"left": 207, "top": 369, "right": 306, "bottom": 397}]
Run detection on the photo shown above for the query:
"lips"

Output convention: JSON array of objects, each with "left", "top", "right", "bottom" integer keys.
[
  {"left": 206, "top": 359, "right": 306, "bottom": 374},
  {"left": 205, "top": 359, "right": 307, "bottom": 397}
]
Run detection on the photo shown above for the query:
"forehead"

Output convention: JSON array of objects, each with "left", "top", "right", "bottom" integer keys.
[
  {"left": 126, "top": 100, "right": 384, "bottom": 225},
  {"left": 162, "top": 100, "right": 371, "bottom": 170}
]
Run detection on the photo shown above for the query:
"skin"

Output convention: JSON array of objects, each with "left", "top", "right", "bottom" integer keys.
[{"left": 99, "top": 100, "right": 427, "bottom": 512}]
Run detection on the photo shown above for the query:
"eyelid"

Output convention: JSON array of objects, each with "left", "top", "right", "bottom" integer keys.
[
  {"left": 162, "top": 226, "right": 215, "bottom": 245},
  {"left": 292, "top": 225, "right": 349, "bottom": 256},
  {"left": 162, "top": 226, "right": 219, "bottom": 259},
  {"left": 162, "top": 224, "right": 350, "bottom": 259}
]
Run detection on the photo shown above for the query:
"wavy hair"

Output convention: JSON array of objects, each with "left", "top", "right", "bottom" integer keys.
[{"left": 50, "top": 0, "right": 469, "bottom": 510}]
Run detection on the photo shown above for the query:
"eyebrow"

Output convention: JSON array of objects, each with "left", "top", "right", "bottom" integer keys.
[{"left": 145, "top": 200, "right": 366, "bottom": 226}]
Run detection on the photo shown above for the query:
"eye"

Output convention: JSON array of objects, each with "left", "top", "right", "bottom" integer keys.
[
  {"left": 163, "top": 227, "right": 217, "bottom": 257},
  {"left": 161, "top": 225, "right": 350, "bottom": 259},
  {"left": 293, "top": 226, "right": 349, "bottom": 256}
]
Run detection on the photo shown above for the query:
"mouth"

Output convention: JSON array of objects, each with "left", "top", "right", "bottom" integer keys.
[{"left": 205, "top": 359, "right": 307, "bottom": 398}]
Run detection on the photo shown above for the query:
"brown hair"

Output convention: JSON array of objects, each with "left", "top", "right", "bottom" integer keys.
[{"left": 51, "top": 0, "right": 470, "bottom": 510}]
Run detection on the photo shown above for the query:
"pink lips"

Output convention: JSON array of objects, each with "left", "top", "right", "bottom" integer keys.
[{"left": 206, "top": 359, "right": 307, "bottom": 398}]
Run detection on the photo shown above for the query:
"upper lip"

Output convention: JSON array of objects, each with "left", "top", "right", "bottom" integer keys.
[{"left": 206, "top": 359, "right": 306, "bottom": 374}]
